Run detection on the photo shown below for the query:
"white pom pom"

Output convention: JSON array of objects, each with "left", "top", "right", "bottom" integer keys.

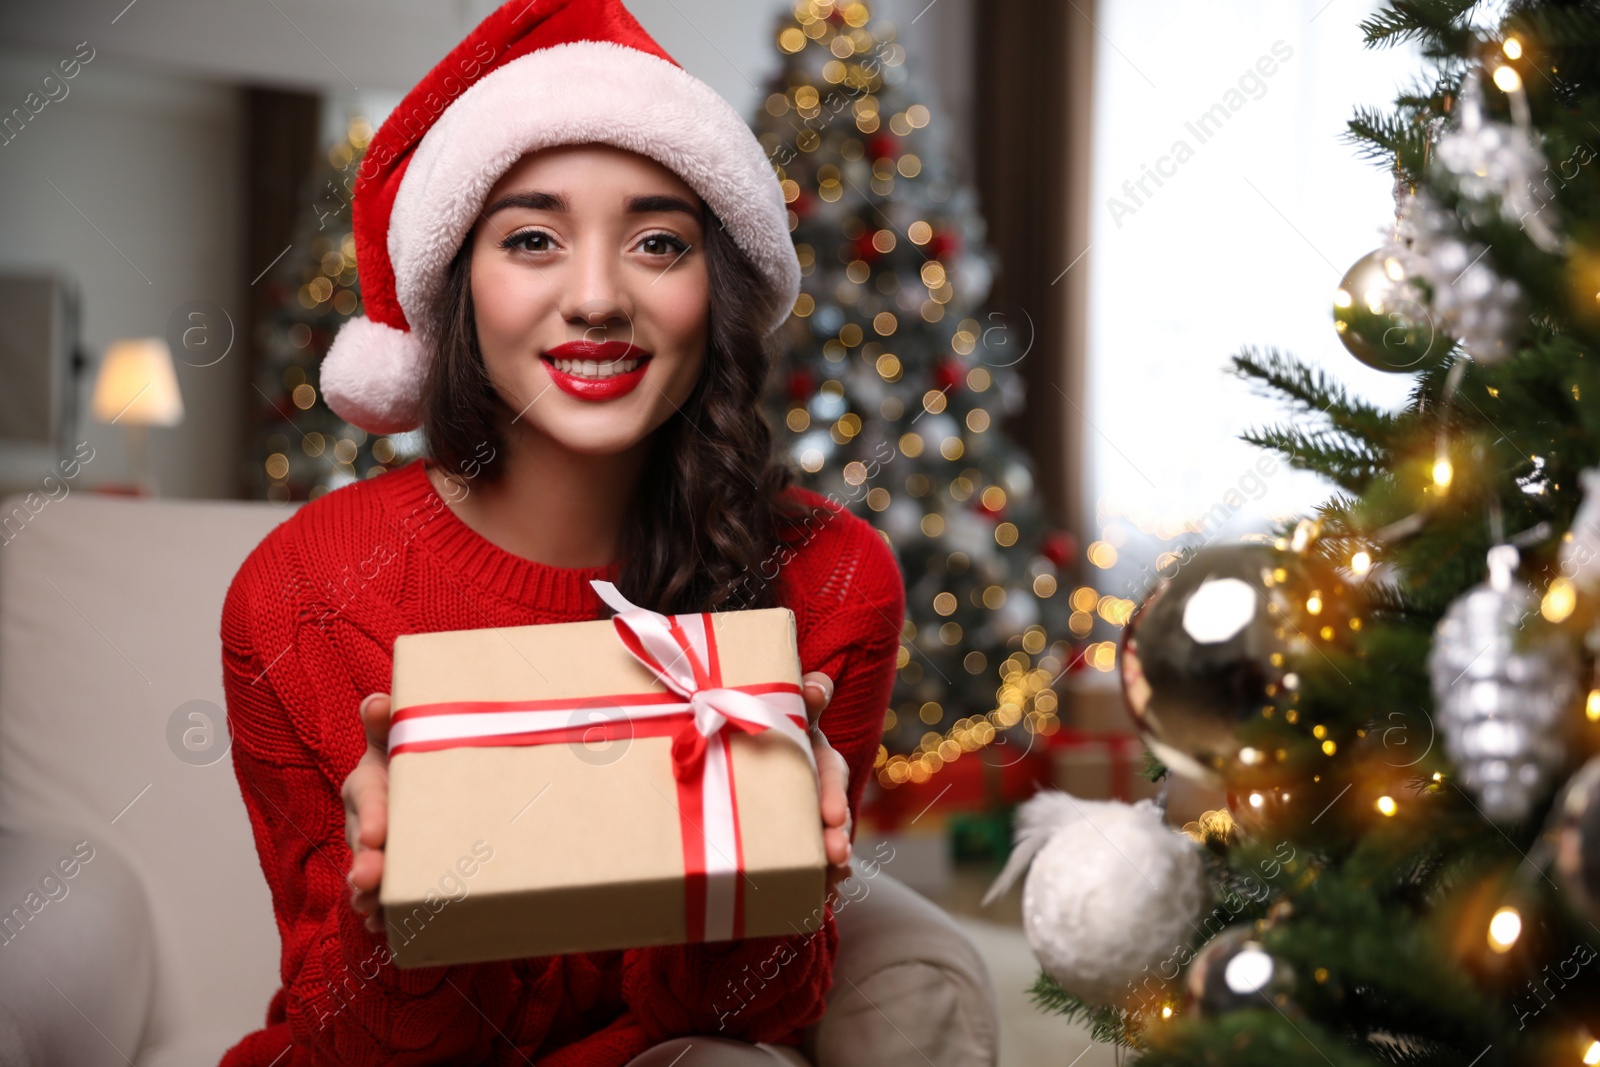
[
  {"left": 320, "top": 316, "right": 429, "bottom": 435},
  {"left": 984, "top": 791, "right": 1207, "bottom": 1006}
]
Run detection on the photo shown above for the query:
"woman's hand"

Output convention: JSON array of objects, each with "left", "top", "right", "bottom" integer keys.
[
  {"left": 341, "top": 692, "right": 392, "bottom": 934},
  {"left": 801, "top": 671, "right": 852, "bottom": 899}
]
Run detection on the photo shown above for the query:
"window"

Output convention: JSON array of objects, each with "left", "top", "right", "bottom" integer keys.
[{"left": 1082, "top": 1, "right": 1421, "bottom": 553}]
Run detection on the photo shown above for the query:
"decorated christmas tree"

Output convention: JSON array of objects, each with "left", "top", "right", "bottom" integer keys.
[
  {"left": 246, "top": 114, "right": 424, "bottom": 503},
  {"left": 753, "top": 0, "right": 1108, "bottom": 796},
  {"left": 992, "top": 2, "right": 1600, "bottom": 1063}
]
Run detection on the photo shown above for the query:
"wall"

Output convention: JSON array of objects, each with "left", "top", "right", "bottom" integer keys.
[{"left": 0, "top": 45, "right": 244, "bottom": 500}]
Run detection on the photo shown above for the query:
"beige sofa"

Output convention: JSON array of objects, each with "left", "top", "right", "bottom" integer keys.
[{"left": 0, "top": 489, "right": 999, "bottom": 1066}]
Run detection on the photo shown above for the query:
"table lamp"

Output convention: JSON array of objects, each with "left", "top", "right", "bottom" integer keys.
[{"left": 90, "top": 337, "right": 184, "bottom": 496}]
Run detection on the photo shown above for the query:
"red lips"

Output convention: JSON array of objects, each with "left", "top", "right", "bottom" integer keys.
[{"left": 541, "top": 341, "right": 653, "bottom": 401}]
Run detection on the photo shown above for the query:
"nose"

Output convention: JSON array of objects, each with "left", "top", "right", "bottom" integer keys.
[{"left": 559, "top": 236, "right": 632, "bottom": 337}]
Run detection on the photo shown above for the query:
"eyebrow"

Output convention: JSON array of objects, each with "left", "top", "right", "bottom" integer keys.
[{"left": 482, "top": 190, "right": 704, "bottom": 224}]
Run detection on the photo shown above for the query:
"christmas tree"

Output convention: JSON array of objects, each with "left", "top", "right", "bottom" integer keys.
[
  {"left": 247, "top": 114, "right": 424, "bottom": 503},
  {"left": 1007, "top": 2, "right": 1600, "bottom": 1063},
  {"left": 752, "top": 0, "right": 1110, "bottom": 797}
]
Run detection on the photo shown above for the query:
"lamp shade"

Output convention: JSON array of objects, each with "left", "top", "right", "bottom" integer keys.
[{"left": 91, "top": 337, "right": 184, "bottom": 426}]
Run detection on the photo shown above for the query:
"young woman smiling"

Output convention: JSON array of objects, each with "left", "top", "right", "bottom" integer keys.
[{"left": 218, "top": 2, "right": 909, "bottom": 1065}]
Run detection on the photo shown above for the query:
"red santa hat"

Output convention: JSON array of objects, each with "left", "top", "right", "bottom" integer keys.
[{"left": 320, "top": 0, "right": 800, "bottom": 435}]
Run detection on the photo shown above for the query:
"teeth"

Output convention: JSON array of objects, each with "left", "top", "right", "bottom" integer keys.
[{"left": 549, "top": 356, "right": 644, "bottom": 379}]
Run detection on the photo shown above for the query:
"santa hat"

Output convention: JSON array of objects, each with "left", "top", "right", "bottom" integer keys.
[{"left": 320, "top": 0, "right": 800, "bottom": 435}]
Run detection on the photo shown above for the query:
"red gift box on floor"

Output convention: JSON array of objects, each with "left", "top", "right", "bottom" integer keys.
[{"left": 862, "top": 743, "right": 1053, "bottom": 832}]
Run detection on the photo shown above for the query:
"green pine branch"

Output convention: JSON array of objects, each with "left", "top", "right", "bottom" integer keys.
[
  {"left": 1232, "top": 347, "right": 1402, "bottom": 451},
  {"left": 1344, "top": 105, "right": 1431, "bottom": 173},
  {"left": 1240, "top": 425, "right": 1386, "bottom": 493},
  {"left": 1342, "top": 71, "right": 1459, "bottom": 181},
  {"left": 1026, "top": 970, "right": 1145, "bottom": 1047},
  {"left": 1357, "top": 0, "right": 1481, "bottom": 52}
]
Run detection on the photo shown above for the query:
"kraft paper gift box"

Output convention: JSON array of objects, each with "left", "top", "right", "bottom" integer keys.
[
  {"left": 378, "top": 580, "right": 827, "bottom": 969},
  {"left": 1049, "top": 729, "right": 1145, "bottom": 802}
]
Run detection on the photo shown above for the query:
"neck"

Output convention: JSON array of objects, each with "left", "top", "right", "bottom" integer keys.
[{"left": 431, "top": 417, "right": 648, "bottom": 570}]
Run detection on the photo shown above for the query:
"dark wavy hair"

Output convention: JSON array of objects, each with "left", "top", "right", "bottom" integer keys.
[{"left": 421, "top": 204, "right": 824, "bottom": 615}]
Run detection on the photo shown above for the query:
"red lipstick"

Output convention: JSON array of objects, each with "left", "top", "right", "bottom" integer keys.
[{"left": 541, "top": 340, "right": 653, "bottom": 401}]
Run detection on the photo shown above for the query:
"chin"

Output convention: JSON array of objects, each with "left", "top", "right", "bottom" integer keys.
[{"left": 533, "top": 416, "right": 658, "bottom": 457}]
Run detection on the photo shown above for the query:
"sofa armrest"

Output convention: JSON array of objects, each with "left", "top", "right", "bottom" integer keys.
[
  {"left": 807, "top": 862, "right": 1000, "bottom": 1067},
  {"left": 0, "top": 827, "right": 155, "bottom": 1067}
]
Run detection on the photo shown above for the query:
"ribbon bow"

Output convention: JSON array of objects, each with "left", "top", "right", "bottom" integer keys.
[{"left": 590, "top": 580, "right": 815, "bottom": 782}]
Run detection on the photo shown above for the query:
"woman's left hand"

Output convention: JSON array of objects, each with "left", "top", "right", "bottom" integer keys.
[{"left": 801, "top": 671, "right": 852, "bottom": 899}]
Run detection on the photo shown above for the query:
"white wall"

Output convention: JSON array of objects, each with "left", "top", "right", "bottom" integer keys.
[{"left": 0, "top": 45, "right": 244, "bottom": 500}]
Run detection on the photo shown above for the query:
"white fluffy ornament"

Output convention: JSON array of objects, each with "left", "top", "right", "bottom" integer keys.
[{"left": 982, "top": 791, "right": 1208, "bottom": 1006}]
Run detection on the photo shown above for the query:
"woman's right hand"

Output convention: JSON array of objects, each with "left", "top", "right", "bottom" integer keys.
[{"left": 342, "top": 692, "right": 392, "bottom": 934}]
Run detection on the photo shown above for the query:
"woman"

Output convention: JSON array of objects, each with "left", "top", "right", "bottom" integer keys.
[{"left": 219, "top": 1, "right": 906, "bottom": 1065}]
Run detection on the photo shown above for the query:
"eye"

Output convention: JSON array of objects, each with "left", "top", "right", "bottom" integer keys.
[
  {"left": 500, "top": 228, "right": 555, "bottom": 254},
  {"left": 638, "top": 232, "right": 690, "bottom": 257}
]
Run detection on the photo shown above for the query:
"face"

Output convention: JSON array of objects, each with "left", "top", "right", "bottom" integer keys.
[{"left": 467, "top": 142, "right": 710, "bottom": 457}]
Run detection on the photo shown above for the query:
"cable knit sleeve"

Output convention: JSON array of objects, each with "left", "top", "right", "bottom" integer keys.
[
  {"left": 802, "top": 521, "right": 905, "bottom": 830},
  {"left": 219, "top": 550, "right": 528, "bottom": 1066},
  {"left": 616, "top": 513, "right": 905, "bottom": 1046}
]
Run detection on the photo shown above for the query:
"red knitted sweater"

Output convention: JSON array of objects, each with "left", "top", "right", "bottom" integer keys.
[{"left": 217, "top": 458, "right": 905, "bottom": 1067}]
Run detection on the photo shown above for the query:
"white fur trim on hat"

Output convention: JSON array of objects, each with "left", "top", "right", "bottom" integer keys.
[
  {"left": 389, "top": 40, "right": 800, "bottom": 341},
  {"left": 321, "top": 315, "right": 430, "bottom": 434}
]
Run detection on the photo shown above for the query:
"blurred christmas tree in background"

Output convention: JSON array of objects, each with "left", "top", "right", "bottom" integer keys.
[
  {"left": 753, "top": 0, "right": 1122, "bottom": 795},
  {"left": 246, "top": 114, "right": 423, "bottom": 503}
]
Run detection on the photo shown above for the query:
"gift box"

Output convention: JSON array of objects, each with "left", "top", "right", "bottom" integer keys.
[
  {"left": 861, "top": 745, "right": 1053, "bottom": 832},
  {"left": 1048, "top": 727, "right": 1147, "bottom": 802},
  {"left": 378, "top": 580, "right": 826, "bottom": 968}
]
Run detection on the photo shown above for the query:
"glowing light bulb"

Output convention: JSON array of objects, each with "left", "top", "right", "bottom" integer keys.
[
  {"left": 1433, "top": 456, "right": 1454, "bottom": 489},
  {"left": 1543, "top": 577, "right": 1577, "bottom": 624},
  {"left": 1494, "top": 64, "right": 1522, "bottom": 93},
  {"left": 1375, "top": 795, "right": 1397, "bottom": 816},
  {"left": 1502, "top": 37, "right": 1522, "bottom": 59},
  {"left": 1588, "top": 689, "right": 1600, "bottom": 722},
  {"left": 1350, "top": 550, "right": 1372, "bottom": 576},
  {"left": 1584, "top": 1038, "right": 1600, "bottom": 1065},
  {"left": 1488, "top": 906, "right": 1522, "bottom": 953}
]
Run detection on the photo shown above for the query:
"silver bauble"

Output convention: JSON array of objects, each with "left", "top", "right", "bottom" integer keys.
[
  {"left": 1428, "top": 546, "right": 1581, "bottom": 824},
  {"left": 1547, "top": 756, "right": 1600, "bottom": 924},
  {"left": 1333, "top": 248, "right": 1443, "bottom": 373},
  {"left": 1120, "top": 543, "right": 1309, "bottom": 785},
  {"left": 1434, "top": 67, "right": 1563, "bottom": 255},
  {"left": 1185, "top": 926, "right": 1299, "bottom": 1018},
  {"left": 1393, "top": 187, "right": 1523, "bottom": 363}
]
